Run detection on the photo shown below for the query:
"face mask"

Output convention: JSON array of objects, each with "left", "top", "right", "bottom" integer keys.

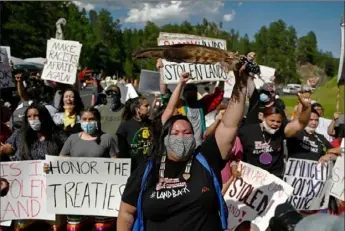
[
  {"left": 164, "top": 135, "right": 196, "bottom": 159},
  {"left": 80, "top": 122, "right": 97, "bottom": 134},
  {"left": 28, "top": 119, "right": 41, "bottom": 131},
  {"left": 262, "top": 120, "right": 278, "bottom": 135},
  {"left": 107, "top": 94, "right": 121, "bottom": 110},
  {"left": 259, "top": 93, "right": 270, "bottom": 103},
  {"left": 305, "top": 126, "right": 316, "bottom": 134}
]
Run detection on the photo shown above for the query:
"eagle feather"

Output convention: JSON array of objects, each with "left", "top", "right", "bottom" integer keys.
[{"left": 133, "top": 44, "right": 242, "bottom": 72}]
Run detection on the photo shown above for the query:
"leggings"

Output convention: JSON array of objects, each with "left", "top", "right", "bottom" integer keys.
[{"left": 66, "top": 216, "right": 116, "bottom": 231}]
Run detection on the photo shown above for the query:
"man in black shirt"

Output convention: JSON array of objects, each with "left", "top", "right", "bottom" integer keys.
[{"left": 245, "top": 80, "right": 287, "bottom": 124}]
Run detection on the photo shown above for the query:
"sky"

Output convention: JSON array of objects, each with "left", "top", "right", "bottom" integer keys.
[{"left": 72, "top": 1, "right": 344, "bottom": 58}]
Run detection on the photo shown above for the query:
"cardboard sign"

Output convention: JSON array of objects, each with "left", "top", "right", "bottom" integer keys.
[
  {"left": 157, "top": 33, "right": 229, "bottom": 84},
  {"left": 330, "top": 139, "right": 345, "bottom": 201},
  {"left": 0, "top": 47, "right": 15, "bottom": 88},
  {"left": 0, "top": 160, "right": 55, "bottom": 221},
  {"left": 224, "top": 162, "right": 293, "bottom": 231},
  {"left": 138, "top": 69, "right": 161, "bottom": 94},
  {"left": 41, "top": 38, "right": 82, "bottom": 85},
  {"left": 284, "top": 158, "right": 331, "bottom": 210},
  {"left": 45, "top": 155, "right": 131, "bottom": 217}
]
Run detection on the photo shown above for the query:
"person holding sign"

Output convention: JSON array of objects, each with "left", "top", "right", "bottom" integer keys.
[
  {"left": 1, "top": 103, "right": 67, "bottom": 231},
  {"left": 58, "top": 107, "right": 118, "bottom": 231},
  {"left": 157, "top": 58, "right": 224, "bottom": 147},
  {"left": 239, "top": 92, "right": 312, "bottom": 178},
  {"left": 117, "top": 60, "right": 249, "bottom": 231}
]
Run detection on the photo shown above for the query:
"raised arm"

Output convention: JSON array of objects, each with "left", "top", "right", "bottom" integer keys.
[
  {"left": 328, "top": 112, "right": 340, "bottom": 136},
  {"left": 284, "top": 93, "right": 311, "bottom": 137},
  {"left": 215, "top": 68, "right": 247, "bottom": 160},
  {"left": 161, "top": 72, "right": 189, "bottom": 125}
]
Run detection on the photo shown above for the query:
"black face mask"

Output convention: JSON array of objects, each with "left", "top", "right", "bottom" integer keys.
[{"left": 106, "top": 94, "right": 121, "bottom": 110}]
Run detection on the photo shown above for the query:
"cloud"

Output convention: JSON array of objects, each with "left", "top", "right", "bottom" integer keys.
[
  {"left": 223, "top": 10, "right": 236, "bottom": 22},
  {"left": 123, "top": 1, "right": 224, "bottom": 24},
  {"left": 73, "top": 1, "right": 96, "bottom": 11},
  {"left": 238, "top": 2, "right": 243, "bottom": 7}
]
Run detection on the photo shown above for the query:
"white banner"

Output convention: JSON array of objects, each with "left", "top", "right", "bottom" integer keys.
[
  {"left": 0, "top": 160, "right": 55, "bottom": 221},
  {"left": 284, "top": 158, "right": 331, "bottom": 210},
  {"left": 45, "top": 155, "right": 131, "bottom": 217},
  {"left": 337, "top": 22, "right": 344, "bottom": 85},
  {"left": 157, "top": 33, "right": 230, "bottom": 84},
  {"left": 224, "top": 162, "right": 293, "bottom": 231},
  {"left": 330, "top": 139, "right": 345, "bottom": 201},
  {"left": 41, "top": 38, "right": 82, "bottom": 85},
  {"left": 0, "top": 47, "right": 15, "bottom": 88}
]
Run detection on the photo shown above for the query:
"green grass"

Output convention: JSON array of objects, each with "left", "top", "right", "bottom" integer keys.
[{"left": 280, "top": 77, "right": 344, "bottom": 119}]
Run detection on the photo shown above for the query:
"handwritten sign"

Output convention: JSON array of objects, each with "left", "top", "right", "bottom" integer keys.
[
  {"left": 157, "top": 33, "right": 229, "bottom": 84},
  {"left": 330, "top": 139, "right": 345, "bottom": 201},
  {"left": 0, "top": 47, "right": 15, "bottom": 88},
  {"left": 284, "top": 158, "right": 331, "bottom": 210},
  {"left": 223, "top": 162, "right": 293, "bottom": 231},
  {"left": 41, "top": 38, "right": 82, "bottom": 85},
  {"left": 138, "top": 69, "right": 161, "bottom": 94},
  {"left": 224, "top": 77, "right": 236, "bottom": 98},
  {"left": 45, "top": 155, "right": 131, "bottom": 217},
  {"left": 0, "top": 160, "right": 55, "bottom": 221}
]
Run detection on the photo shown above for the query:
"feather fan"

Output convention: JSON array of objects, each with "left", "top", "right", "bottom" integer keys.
[{"left": 133, "top": 44, "right": 242, "bottom": 72}]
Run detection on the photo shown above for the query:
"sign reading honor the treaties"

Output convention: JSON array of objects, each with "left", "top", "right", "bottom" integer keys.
[
  {"left": 157, "top": 33, "right": 229, "bottom": 84},
  {"left": 0, "top": 160, "right": 55, "bottom": 221},
  {"left": 45, "top": 155, "right": 131, "bottom": 217}
]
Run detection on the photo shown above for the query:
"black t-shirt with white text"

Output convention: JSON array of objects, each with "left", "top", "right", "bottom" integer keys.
[
  {"left": 286, "top": 130, "right": 332, "bottom": 161},
  {"left": 239, "top": 123, "right": 286, "bottom": 177},
  {"left": 121, "top": 136, "right": 225, "bottom": 231}
]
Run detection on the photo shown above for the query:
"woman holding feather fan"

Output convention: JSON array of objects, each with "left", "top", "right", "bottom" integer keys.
[{"left": 117, "top": 44, "right": 254, "bottom": 231}]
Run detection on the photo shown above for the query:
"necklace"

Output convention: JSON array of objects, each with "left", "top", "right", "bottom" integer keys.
[
  {"left": 259, "top": 124, "right": 273, "bottom": 165},
  {"left": 159, "top": 155, "right": 193, "bottom": 181}
]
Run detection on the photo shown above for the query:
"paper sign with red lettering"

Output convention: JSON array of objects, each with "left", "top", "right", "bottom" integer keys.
[
  {"left": 284, "top": 158, "right": 331, "bottom": 210},
  {"left": 157, "top": 33, "right": 229, "bottom": 84},
  {"left": 0, "top": 160, "right": 55, "bottom": 221},
  {"left": 223, "top": 162, "right": 293, "bottom": 231},
  {"left": 45, "top": 155, "right": 131, "bottom": 217}
]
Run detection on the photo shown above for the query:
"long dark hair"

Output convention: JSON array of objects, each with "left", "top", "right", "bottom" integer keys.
[
  {"left": 19, "top": 103, "right": 63, "bottom": 160},
  {"left": 58, "top": 87, "right": 84, "bottom": 115},
  {"left": 263, "top": 106, "right": 285, "bottom": 118},
  {"left": 80, "top": 107, "right": 104, "bottom": 144},
  {"left": 121, "top": 96, "right": 147, "bottom": 121}
]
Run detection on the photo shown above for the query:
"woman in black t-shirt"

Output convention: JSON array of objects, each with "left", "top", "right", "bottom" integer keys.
[
  {"left": 287, "top": 109, "right": 338, "bottom": 162},
  {"left": 117, "top": 68, "right": 249, "bottom": 231},
  {"left": 116, "top": 96, "right": 153, "bottom": 172},
  {"left": 239, "top": 93, "right": 312, "bottom": 177}
]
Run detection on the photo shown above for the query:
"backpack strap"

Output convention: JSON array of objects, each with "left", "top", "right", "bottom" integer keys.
[
  {"left": 133, "top": 160, "right": 154, "bottom": 231},
  {"left": 196, "top": 153, "right": 228, "bottom": 230}
]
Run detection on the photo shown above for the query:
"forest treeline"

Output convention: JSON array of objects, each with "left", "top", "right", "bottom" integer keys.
[{"left": 1, "top": 1, "right": 340, "bottom": 84}]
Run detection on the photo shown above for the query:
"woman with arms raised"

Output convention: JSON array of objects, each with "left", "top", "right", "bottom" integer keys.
[{"left": 117, "top": 61, "right": 249, "bottom": 231}]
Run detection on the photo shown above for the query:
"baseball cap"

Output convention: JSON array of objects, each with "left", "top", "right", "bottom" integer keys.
[
  {"left": 104, "top": 84, "right": 120, "bottom": 94},
  {"left": 295, "top": 213, "right": 344, "bottom": 231}
]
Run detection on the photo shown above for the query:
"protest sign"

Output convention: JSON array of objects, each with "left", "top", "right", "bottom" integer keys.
[
  {"left": 330, "top": 139, "right": 345, "bottom": 201},
  {"left": 138, "top": 69, "right": 161, "bottom": 94},
  {"left": 224, "top": 162, "right": 293, "bottom": 231},
  {"left": 0, "top": 47, "right": 15, "bottom": 88},
  {"left": 157, "top": 34, "right": 230, "bottom": 84},
  {"left": 45, "top": 155, "right": 131, "bottom": 217},
  {"left": 0, "top": 46, "right": 11, "bottom": 60},
  {"left": 284, "top": 158, "right": 331, "bottom": 210},
  {"left": 117, "top": 83, "right": 139, "bottom": 104},
  {"left": 0, "top": 160, "right": 55, "bottom": 221},
  {"left": 41, "top": 38, "right": 82, "bottom": 85},
  {"left": 224, "top": 77, "right": 236, "bottom": 98}
]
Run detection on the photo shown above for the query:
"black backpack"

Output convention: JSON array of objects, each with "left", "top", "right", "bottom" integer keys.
[{"left": 9, "top": 101, "right": 30, "bottom": 131}]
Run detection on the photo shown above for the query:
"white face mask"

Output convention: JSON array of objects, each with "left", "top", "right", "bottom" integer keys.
[
  {"left": 28, "top": 119, "right": 41, "bottom": 131},
  {"left": 262, "top": 120, "right": 278, "bottom": 135},
  {"left": 305, "top": 126, "right": 316, "bottom": 134}
]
